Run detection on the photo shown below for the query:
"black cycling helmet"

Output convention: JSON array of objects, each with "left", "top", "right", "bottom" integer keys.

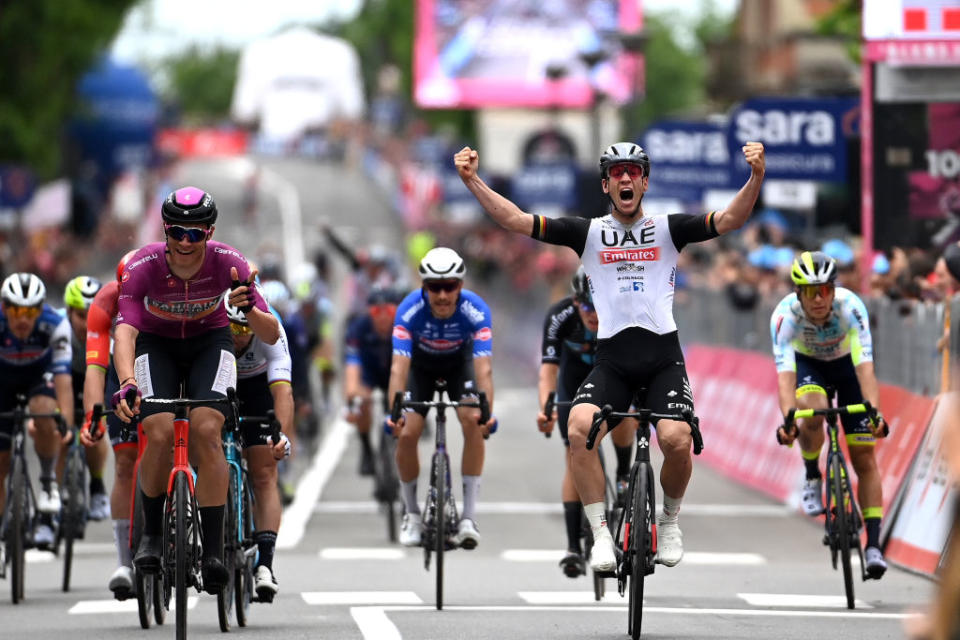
[
  {"left": 161, "top": 186, "right": 218, "bottom": 226},
  {"left": 790, "top": 250, "right": 838, "bottom": 286},
  {"left": 570, "top": 265, "right": 592, "bottom": 303},
  {"left": 599, "top": 142, "right": 650, "bottom": 179}
]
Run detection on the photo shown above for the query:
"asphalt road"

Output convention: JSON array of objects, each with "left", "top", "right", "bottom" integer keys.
[{"left": 0, "top": 157, "right": 935, "bottom": 639}]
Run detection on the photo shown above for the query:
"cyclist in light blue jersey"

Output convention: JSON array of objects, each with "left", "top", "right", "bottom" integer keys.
[
  {"left": 772, "top": 250, "right": 890, "bottom": 579},
  {"left": 386, "top": 248, "right": 496, "bottom": 550},
  {"left": 0, "top": 273, "right": 74, "bottom": 548}
]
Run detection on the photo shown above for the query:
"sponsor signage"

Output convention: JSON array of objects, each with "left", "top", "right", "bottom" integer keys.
[
  {"left": 728, "top": 97, "right": 859, "bottom": 182},
  {"left": 640, "top": 120, "right": 731, "bottom": 204},
  {"left": 511, "top": 163, "right": 578, "bottom": 214}
]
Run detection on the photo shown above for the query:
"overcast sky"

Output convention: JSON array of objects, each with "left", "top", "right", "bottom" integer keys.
[{"left": 111, "top": 0, "right": 739, "bottom": 64}]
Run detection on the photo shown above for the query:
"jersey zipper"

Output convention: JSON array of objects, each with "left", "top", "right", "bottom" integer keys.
[{"left": 182, "top": 280, "right": 189, "bottom": 339}]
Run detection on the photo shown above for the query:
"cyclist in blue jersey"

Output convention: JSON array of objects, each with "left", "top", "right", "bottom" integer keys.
[
  {"left": 386, "top": 248, "right": 496, "bottom": 549},
  {"left": 344, "top": 287, "right": 403, "bottom": 476},
  {"left": 0, "top": 273, "right": 75, "bottom": 548}
]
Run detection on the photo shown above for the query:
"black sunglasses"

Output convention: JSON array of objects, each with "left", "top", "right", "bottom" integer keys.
[
  {"left": 165, "top": 224, "right": 209, "bottom": 243},
  {"left": 425, "top": 280, "right": 460, "bottom": 293}
]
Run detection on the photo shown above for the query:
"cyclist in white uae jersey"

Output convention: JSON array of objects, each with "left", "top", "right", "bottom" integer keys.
[
  {"left": 455, "top": 140, "right": 765, "bottom": 573},
  {"left": 772, "top": 250, "right": 889, "bottom": 578}
]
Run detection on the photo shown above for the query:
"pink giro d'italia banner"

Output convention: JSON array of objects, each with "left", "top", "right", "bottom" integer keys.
[
  {"left": 414, "top": 0, "right": 642, "bottom": 108},
  {"left": 685, "top": 345, "right": 934, "bottom": 524}
]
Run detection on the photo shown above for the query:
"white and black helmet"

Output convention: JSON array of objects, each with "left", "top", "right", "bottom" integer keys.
[
  {"left": 1, "top": 272, "right": 46, "bottom": 307},
  {"left": 418, "top": 247, "right": 465, "bottom": 281},
  {"left": 223, "top": 289, "right": 248, "bottom": 326},
  {"left": 599, "top": 142, "right": 650, "bottom": 179}
]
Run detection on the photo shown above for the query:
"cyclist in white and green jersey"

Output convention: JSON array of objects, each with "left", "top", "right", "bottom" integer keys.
[{"left": 771, "top": 250, "right": 889, "bottom": 579}]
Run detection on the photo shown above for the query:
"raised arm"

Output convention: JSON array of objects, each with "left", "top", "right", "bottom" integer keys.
[
  {"left": 455, "top": 146, "right": 534, "bottom": 236},
  {"left": 714, "top": 141, "right": 766, "bottom": 235}
]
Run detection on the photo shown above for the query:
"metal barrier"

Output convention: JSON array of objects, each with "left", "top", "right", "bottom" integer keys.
[{"left": 675, "top": 289, "right": 949, "bottom": 397}]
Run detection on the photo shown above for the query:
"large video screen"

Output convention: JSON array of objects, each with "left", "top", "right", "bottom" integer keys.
[{"left": 414, "top": 0, "right": 642, "bottom": 109}]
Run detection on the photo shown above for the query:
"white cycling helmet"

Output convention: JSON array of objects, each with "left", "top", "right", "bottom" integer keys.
[
  {"left": 260, "top": 279, "right": 292, "bottom": 314},
  {"left": 2, "top": 272, "right": 46, "bottom": 307},
  {"left": 223, "top": 289, "right": 248, "bottom": 326},
  {"left": 418, "top": 247, "right": 465, "bottom": 281}
]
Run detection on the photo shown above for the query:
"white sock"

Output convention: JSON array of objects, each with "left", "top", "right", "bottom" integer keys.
[
  {"left": 401, "top": 479, "right": 420, "bottom": 515},
  {"left": 661, "top": 495, "right": 682, "bottom": 522},
  {"left": 583, "top": 502, "right": 609, "bottom": 539},
  {"left": 461, "top": 475, "right": 481, "bottom": 521},
  {"left": 113, "top": 519, "right": 132, "bottom": 567}
]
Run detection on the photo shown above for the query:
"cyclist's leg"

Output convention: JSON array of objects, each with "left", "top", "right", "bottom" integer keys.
[
  {"left": 557, "top": 363, "right": 588, "bottom": 570},
  {"left": 610, "top": 417, "right": 636, "bottom": 494},
  {"left": 28, "top": 380, "right": 62, "bottom": 518},
  {"left": 353, "top": 375, "right": 376, "bottom": 475},
  {"left": 795, "top": 354, "right": 829, "bottom": 465},
  {"left": 835, "top": 360, "right": 884, "bottom": 568}
]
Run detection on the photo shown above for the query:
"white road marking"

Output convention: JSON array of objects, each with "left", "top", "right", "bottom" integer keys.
[
  {"left": 501, "top": 550, "right": 765, "bottom": 565},
  {"left": 320, "top": 547, "right": 406, "bottom": 560},
  {"left": 518, "top": 591, "right": 624, "bottom": 604},
  {"left": 277, "top": 416, "right": 351, "bottom": 549},
  {"left": 301, "top": 591, "right": 423, "bottom": 605},
  {"left": 351, "top": 606, "right": 402, "bottom": 640},
  {"left": 738, "top": 593, "right": 872, "bottom": 609},
  {"left": 69, "top": 597, "right": 198, "bottom": 614},
  {"left": 314, "top": 501, "right": 790, "bottom": 516},
  {"left": 25, "top": 549, "right": 54, "bottom": 563}
]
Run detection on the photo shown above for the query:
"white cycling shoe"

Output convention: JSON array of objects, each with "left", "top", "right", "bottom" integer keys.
[
  {"left": 864, "top": 546, "right": 887, "bottom": 579},
  {"left": 89, "top": 492, "right": 111, "bottom": 521},
  {"left": 399, "top": 513, "right": 423, "bottom": 547},
  {"left": 109, "top": 565, "right": 134, "bottom": 598},
  {"left": 255, "top": 565, "right": 279, "bottom": 601},
  {"left": 656, "top": 518, "right": 683, "bottom": 567},
  {"left": 38, "top": 483, "right": 61, "bottom": 514},
  {"left": 589, "top": 529, "right": 617, "bottom": 573},
  {"left": 453, "top": 518, "right": 480, "bottom": 550},
  {"left": 800, "top": 478, "right": 825, "bottom": 516}
]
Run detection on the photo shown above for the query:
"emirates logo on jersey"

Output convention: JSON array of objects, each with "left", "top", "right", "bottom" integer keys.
[{"left": 599, "top": 247, "right": 659, "bottom": 264}]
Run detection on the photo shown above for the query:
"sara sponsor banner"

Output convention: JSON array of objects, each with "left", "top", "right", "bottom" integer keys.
[
  {"left": 886, "top": 394, "right": 957, "bottom": 575},
  {"left": 685, "top": 345, "right": 935, "bottom": 521},
  {"left": 728, "top": 97, "right": 859, "bottom": 183},
  {"left": 640, "top": 121, "right": 730, "bottom": 205},
  {"left": 873, "top": 101, "right": 960, "bottom": 249},
  {"left": 511, "top": 163, "right": 578, "bottom": 216},
  {"left": 414, "top": 0, "right": 641, "bottom": 108}
]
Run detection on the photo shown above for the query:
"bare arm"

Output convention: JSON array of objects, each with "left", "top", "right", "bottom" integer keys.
[
  {"left": 343, "top": 363, "right": 363, "bottom": 402},
  {"left": 455, "top": 147, "right": 534, "bottom": 236},
  {"left": 54, "top": 373, "right": 74, "bottom": 427},
  {"left": 777, "top": 370, "right": 797, "bottom": 420},
  {"left": 113, "top": 323, "right": 140, "bottom": 421},
  {"left": 536, "top": 362, "right": 559, "bottom": 434},
  {"left": 269, "top": 381, "right": 295, "bottom": 458},
  {"left": 854, "top": 361, "right": 881, "bottom": 409},
  {"left": 246, "top": 307, "right": 280, "bottom": 345},
  {"left": 386, "top": 353, "right": 412, "bottom": 422},
  {"left": 474, "top": 355, "right": 494, "bottom": 417},
  {"left": 714, "top": 142, "right": 766, "bottom": 235},
  {"left": 83, "top": 365, "right": 106, "bottom": 416}
]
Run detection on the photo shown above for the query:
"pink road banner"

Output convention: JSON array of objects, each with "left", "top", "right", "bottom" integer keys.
[
  {"left": 157, "top": 129, "right": 249, "bottom": 157},
  {"left": 685, "top": 345, "right": 935, "bottom": 519},
  {"left": 413, "top": 0, "right": 642, "bottom": 109}
]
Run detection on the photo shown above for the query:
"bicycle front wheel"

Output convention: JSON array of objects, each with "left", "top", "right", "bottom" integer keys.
[
  {"left": 173, "top": 473, "right": 190, "bottom": 640},
  {"left": 8, "top": 455, "right": 26, "bottom": 604},
  {"left": 830, "top": 456, "right": 855, "bottom": 609},
  {"left": 61, "top": 447, "right": 87, "bottom": 592},
  {"left": 236, "top": 478, "right": 255, "bottom": 627},
  {"left": 434, "top": 453, "right": 447, "bottom": 611},
  {"left": 377, "top": 431, "right": 399, "bottom": 542},
  {"left": 217, "top": 473, "right": 239, "bottom": 632},
  {"left": 628, "top": 463, "right": 654, "bottom": 640}
]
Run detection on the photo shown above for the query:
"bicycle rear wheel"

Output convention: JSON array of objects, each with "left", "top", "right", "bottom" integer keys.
[
  {"left": 135, "top": 568, "right": 153, "bottom": 629},
  {"left": 628, "top": 463, "right": 654, "bottom": 640},
  {"left": 61, "top": 447, "right": 87, "bottom": 592},
  {"left": 434, "top": 453, "right": 447, "bottom": 611},
  {"left": 172, "top": 473, "right": 190, "bottom": 640},
  {"left": 8, "top": 456, "right": 26, "bottom": 604},
  {"left": 830, "top": 456, "right": 855, "bottom": 609},
  {"left": 154, "top": 572, "right": 168, "bottom": 625},
  {"left": 218, "top": 474, "right": 239, "bottom": 632}
]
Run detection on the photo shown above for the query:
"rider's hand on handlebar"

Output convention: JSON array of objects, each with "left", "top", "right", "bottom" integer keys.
[
  {"left": 480, "top": 415, "right": 498, "bottom": 437},
  {"left": 536, "top": 411, "right": 555, "bottom": 435},
  {"left": 112, "top": 382, "right": 141, "bottom": 423},
  {"left": 869, "top": 411, "right": 889, "bottom": 438},
  {"left": 79, "top": 410, "right": 104, "bottom": 447},
  {"left": 385, "top": 414, "right": 404, "bottom": 437},
  {"left": 271, "top": 432, "right": 291, "bottom": 460},
  {"left": 776, "top": 410, "right": 799, "bottom": 446}
]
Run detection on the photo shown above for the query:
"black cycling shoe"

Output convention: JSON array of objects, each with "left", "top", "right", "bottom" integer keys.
[
  {"left": 559, "top": 550, "right": 585, "bottom": 578},
  {"left": 201, "top": 556, "right": 230, "bottom": 594},
  {"left": 133, "top": 534, "right": 163, "bottom": 573}
]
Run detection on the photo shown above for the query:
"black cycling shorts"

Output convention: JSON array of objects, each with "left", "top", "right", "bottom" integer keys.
[
  {"left": 0, "top": 366, "right": 57, "bottom": 452},
  {"left": 236, "top": 373, "right": 279, "bottom": 449},
  {"left": 795, "top": 353, "right": 874, "bottom": 444},
  {"left": 572, "top": 327, "right": 694, "bottom": 426},
  {"left": 556, "top": 358, "right": 592, "bottom": 446},
  {"left": 133, "top": 328, "right": 236, "bottom": 419},
  {"left": 405, "top": 352, "right": 477, "bottom": 417}
]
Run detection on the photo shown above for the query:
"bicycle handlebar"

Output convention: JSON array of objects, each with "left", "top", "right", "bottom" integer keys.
[
  {"left": 391, "top": 390, "right": 492, "bottom": 436},
  {"left": 587, "top": 404, "right": 702, "bottom": 454},
  {"left": 239, "top": 409, "right": 282, "bottom": 445},
  {"left": 776, "top": 401, "right": 888, "bottom": 445},
  {"left": 0, "top": 395, "right": 67, "bottom": 435}
]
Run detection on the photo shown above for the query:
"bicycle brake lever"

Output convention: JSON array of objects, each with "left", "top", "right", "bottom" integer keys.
[{"left": 586, "top": 405, "right": 612, "bottom": 451}]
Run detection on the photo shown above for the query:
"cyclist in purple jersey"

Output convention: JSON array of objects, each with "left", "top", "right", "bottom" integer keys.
[
  {"left": 455, "top": 141, "right": 765, "bottom": 573},
  {"left": 113, "top": 186, "right": 279, "bottom": 593}
]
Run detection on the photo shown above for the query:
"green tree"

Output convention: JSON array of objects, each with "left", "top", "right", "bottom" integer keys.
[
  {"left": 159, "top": 45, "right": 240, "bottom": 123},
  {"left": 0, "top": 0, "right": 138, "bottom": 178},
  {"left": 814, "top": 0, "right": 861, "bottom": 63}
]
